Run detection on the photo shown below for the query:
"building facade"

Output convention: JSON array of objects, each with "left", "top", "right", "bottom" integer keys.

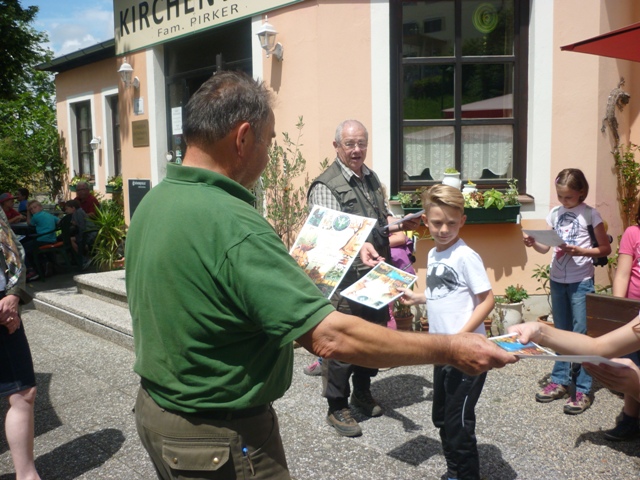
[{"left": 41, "top": 0, "right": 640, "bottom": 296}]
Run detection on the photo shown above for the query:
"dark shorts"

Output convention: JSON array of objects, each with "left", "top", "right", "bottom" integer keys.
[{"left": 0, "top": 315, "right": 36, "bottom": 397}]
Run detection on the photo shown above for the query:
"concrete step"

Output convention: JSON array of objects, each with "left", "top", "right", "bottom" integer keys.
[
  {"left": 74, "top": 270, "right": 128, "bottom": 308},
  {"left": 34, "top": 285, "right": 133, "bottom": 351}
]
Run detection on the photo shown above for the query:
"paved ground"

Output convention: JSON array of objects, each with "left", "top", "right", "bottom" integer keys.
[{"left": 1, "top": 272, "right": 640, "bottom": 479}]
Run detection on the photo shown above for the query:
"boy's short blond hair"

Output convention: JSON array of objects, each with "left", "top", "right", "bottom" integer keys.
[
  {"left": 27, "top": 200, "right": 41, "bottom": 208},
  {"left": 421, "top": 185, "right": 465, "bottom": 214}
]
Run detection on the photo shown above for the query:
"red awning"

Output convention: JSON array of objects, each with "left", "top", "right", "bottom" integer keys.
[{"left": 561, "top": 22, "right": 640, "bottom": 62}]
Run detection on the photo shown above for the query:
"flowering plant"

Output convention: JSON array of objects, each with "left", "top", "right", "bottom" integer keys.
[
  {"left": 463, "top": 179, "right": 519, "bottom": 209},
  {"left": 70, "top": 173, "right": 92, "bottom": 186},
  {"left": 107, "top": 174, "right": 123, "bottom": 189}
]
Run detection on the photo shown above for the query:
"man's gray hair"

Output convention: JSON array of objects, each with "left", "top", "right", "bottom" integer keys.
[
  {"left": 183, "top": 71, "right": 274, "bottom": 148},
  {"left": 334, "top": 119, "right": 368, "bottom": 143}
]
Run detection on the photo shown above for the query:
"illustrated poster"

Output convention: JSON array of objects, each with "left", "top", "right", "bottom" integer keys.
[
  {"left": 341, "top": 262, "right": 417, "bottom": 309},
  {"left": 290, "top": 206, "right": 377, "bottom": 299}
]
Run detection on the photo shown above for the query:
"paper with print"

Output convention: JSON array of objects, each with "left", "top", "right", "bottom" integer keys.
[
  {"left": 340, "top": 262, "right": 417, "bottom": 309},
  {"left": 490, "top": 334, "right": 628, "bottom": 367},
  {"left": 290, "top": 206, "right": 377, "bottom": 299},
  {"left": 522, "top": 229, "right": 565, "bottom": 247}
]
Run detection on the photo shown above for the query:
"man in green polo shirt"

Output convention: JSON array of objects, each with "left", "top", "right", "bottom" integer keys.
[{"left": 125, "top": 70, "right": 517, "bottom": 480}]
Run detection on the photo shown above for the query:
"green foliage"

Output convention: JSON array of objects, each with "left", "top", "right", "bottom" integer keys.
[
  {"left": 463, "top": 179, "right": 519, "bottom": 210},
  {"left": 531, "top": 263, "right": 551, "bottom": 310},
  {"left": 444, "top": 168, "right": 459, "bottom": 174},
  {"left": 0, "top": 2, "right": 65, "bottom": 199},
  {"left": 107, "top": 174, "right": 123, "bottom": 189},
  {"left": 613, "top": 143, "right": 640, "bottom": 229},
  {"left": 500, "top": 284, "right": 529, "bottom": 304},
  {"left": 70, "top": 174, "right": 93, "bottom": 186},
  {"left": 91, "top": 201, "right": 126, "bottom": 271},
  {"left": 258, "top": 116, "right": 309, "bottom": 250},
  {"left": 398, "top": 187, "right": 427, "bottom": 208},
  {"left": 482, "top": 189, "right": 506, "bottom": 210},
  {"left": 0, "top": 1, "right": 48, "bottom": 99}
]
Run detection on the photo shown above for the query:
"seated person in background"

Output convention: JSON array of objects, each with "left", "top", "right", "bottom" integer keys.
[
  {"left": 73, "top": 181, "right": 100, "bottom": 216},
  {"left": 23, "top": 200, "right": 59, "bottom": 280},
  {"left": 0, "top": 193, "right": 25, "bottom": 224},
  {"left": 64, "top": 200, "right": 97, "bottom": 267},
  {"left": 16, "top": 188, "right": 29, "bottom": 215}
]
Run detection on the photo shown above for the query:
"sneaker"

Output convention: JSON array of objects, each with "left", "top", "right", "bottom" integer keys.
[
  {"left": 603, "top": 413, "right": 640, "bottom": 441},
  {"left": 350, "top": 389, "right": 383, "bottom": 417},
  {"left": 26, "top": 270, "right": 40, "bottom": 282},
  {"left": 326, "top": 408, "right": 362, "bottom": 437},
  {"left": 564, "top": 392, "right": 592, "bottom": 415},
  {"left": 535, "top": 383, "right": 568, "bottom": 403},
  {"left": 303, "top": 359, "right": 322, "bottom": 376}
]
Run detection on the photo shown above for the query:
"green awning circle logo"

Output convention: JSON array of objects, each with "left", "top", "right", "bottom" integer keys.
[{"left": 473, "top": 3, "right": 499, "bottom": 34}]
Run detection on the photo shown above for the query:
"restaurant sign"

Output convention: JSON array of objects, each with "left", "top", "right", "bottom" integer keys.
[{"left": 114, "top": 0, "right": 303, "bottom": 55}]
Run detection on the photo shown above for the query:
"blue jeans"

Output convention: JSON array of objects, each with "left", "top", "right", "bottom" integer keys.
[{"left": 549, "top": 278, "right": 594, "bottom": 394}]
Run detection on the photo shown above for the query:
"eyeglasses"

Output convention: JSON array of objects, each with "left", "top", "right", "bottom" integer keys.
[{"left": 341, "top": 141, "right": 368, "bottom": 151}]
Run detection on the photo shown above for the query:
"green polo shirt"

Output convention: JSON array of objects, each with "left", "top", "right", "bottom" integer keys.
[{"left": 126, "top": 164, "right": 334, "bottom": 412}]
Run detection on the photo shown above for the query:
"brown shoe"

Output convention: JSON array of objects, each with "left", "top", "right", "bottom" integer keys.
[
  {"left": 326, "top": 408, "right": 362, "bottom": 437},
  {"left": 350, "top": 389, "right": 383, "bottom": 417}
]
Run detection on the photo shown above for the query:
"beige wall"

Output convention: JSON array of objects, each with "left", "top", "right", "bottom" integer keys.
[
  {"left": 53, "top": 0, "right": 640, "bottom": 300},
  {"left": 262, "top": 1, "right": 374, "bottom": 181}
]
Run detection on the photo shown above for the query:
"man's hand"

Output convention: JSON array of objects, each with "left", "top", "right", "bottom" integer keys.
[
  {"left": 447, "top": 333, "right": 518, "bottom": 375},
  {"left": 360, "top": 242, "right": 384, "bottom": 267},
  {"left": 0, "top": 294, "right": 21, "bottom": 334},
  {"left": 584, "top": 359, "right": 640, "bottom": 403}
]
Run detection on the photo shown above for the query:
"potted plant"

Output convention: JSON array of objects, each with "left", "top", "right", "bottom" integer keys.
[
  {"left": 491, "top": 284, "right": 529, "bottom": 335},
  {"left": 462, "top": 180, "right": 477, "bottom": 194},
  {"left": 532, "top": 263, "right": 554, "bottom": 326},
  {"left": 69, "top": 173, "right": 93, "bottom": 192},
  {"left": 442, "top": 167, "right": 462, "bottom": 189},
  {"left": 106, "top": 174, "right": 123, "bottom": 194},
  {"left": 91, "top": 200, "right": 126, "bottom": 271},
  {"left": 397, "top": 187, "right": 426, "bottom": 214},
  {"left": 393, "top": 299, "right": 415, "bottom": 331},
  {"left": 462, "top": 178, "right": 521, "bottom": 224}
]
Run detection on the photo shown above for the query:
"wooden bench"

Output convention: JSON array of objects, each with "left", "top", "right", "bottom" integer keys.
[{"left": 586, "top": 293, "right": 640, "bottom": 338}]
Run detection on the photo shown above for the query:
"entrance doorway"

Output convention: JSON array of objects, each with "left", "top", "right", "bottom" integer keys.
[{"left": 165, "top": 19, "right": 252, "bottom": 162}]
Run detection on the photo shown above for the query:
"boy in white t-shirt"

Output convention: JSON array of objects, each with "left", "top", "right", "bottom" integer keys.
[{"left": 401, "top": 185, "right": 494, "bottom": 480}]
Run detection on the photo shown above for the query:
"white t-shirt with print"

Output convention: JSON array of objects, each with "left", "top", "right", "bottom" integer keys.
[
  {"left": 425, "top": 238, "right": 491, "bottom": 335},
  {"left": 547, "top": 203, "right": 602, "bottom": 284}
]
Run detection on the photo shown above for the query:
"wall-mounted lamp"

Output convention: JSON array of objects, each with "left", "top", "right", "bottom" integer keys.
[
  {"left": 90, "top": 137, "right": 101, "bottom": 151},
  {"left": 117, "top": 62, "right": 140, "bottom": 89},
  {"left": 256, "top": 18, "right": 284, "bottom": 61}
]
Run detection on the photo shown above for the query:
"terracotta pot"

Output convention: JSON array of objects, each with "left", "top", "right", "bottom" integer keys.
[
  {"left": 395, "top": 314, "right": 414, "bottom": 331},
  {"left": 537, "top": 314, "right": 555, "bottom": 327}
]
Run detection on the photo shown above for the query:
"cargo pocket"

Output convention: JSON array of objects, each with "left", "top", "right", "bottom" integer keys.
[{"left": 162, "top": 440, "right": 231, "bottom": 472}]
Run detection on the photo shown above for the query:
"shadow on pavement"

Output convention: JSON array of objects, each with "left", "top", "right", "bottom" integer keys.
[{"left": 0, "top": 428, "right": 125, "bottom": 480}]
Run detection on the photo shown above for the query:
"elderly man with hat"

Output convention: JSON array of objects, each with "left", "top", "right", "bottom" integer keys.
[{"left": 0, "top": 193, "right": 25, "bottom": 225}]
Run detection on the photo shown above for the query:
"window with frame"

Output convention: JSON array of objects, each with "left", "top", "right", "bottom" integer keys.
[
  {"left": 391, "top": 0, "right": 529, "bottom": 192},
  {"left": 73, "top": 100, "right": 94, "bottom": 177}
]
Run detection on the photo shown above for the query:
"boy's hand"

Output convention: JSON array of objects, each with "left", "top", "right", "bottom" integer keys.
[
  {"left": 523, "top": 234, "right": 536, "bottom": 248},
  {"left": 507, "top": 322, "right": 542, "bottom": 344},
  {"left": 398, "top": 287, "right": 424, "bottom": 306}
]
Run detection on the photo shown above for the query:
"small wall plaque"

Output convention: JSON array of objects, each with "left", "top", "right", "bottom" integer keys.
[{"left": 132, "top": 119, "right": 149, "bottom": 147}]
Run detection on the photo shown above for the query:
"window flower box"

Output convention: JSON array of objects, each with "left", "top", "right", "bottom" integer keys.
[{"left": 464, "top": 204, "right": 520, "bottom": 224}]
